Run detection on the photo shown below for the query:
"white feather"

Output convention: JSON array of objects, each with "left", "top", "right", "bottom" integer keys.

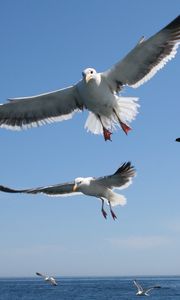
[
  {"left": 84, "top": 96, "right": 139, "bottom": 135},
  {"left": 109, "top": 191, "right": 127, "bottom": 207}
]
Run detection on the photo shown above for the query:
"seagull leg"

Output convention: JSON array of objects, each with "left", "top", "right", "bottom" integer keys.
[
  {"left": 97, "top": 115, "right": 112, "bottom": 141},
  {"left": 113, "top": 109, "right": 131, "bottom": 135},
  {"left": 100, "top": 198, "right": 107, "bottom": 219},
  {"left": 108, "top": 201, "right": 117, "bottom": 220}
]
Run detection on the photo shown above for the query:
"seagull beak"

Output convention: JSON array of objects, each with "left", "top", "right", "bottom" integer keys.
[
  {"left": 73, "top": 184, "right": 78, "bottom": 192},
  {"left": 85, "top": 74, "right": 93, "bottom": 83}
]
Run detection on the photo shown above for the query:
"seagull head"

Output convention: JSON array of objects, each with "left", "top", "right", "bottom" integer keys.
[
  {"left": 73, "top": 177, "right": 85, "bottom": 192},
  {"left": 82, "top": 68, "right": 97, "bottom": 83},
  {"left": 73, "top": 177, "right": 93, "bottom": 191}
]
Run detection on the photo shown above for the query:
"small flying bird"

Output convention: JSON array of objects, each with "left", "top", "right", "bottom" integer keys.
[
  {"left": 36, "top": 272, "right": 58, "bottom": 286},
  {"left": 0, "top": 162, "right": 135, "bottom": 219},
  {"left": 0, "top": 16, "right": 179, "bottom": 141},
  {"left": 133, "top": 279, "right": 161, "bottom": 296},
  {"left": 175, "top": 138, "right": 180, "bottom": 142}
]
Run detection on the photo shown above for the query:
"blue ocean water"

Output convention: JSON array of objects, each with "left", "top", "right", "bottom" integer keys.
[{"left": 0, "top": 276, "right": 180, "bottom": 300}]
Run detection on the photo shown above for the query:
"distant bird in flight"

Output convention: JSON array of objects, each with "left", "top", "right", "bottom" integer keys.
[
  {"left": 133, "top": 279, "right": 161, "bottom": 296},
  {"left": 36, "top": 272, "right": 58, "bottom": 286},
  {"left": 176, "top": 138, "right": 180, "bottom": 142},
  {"left": 0, "top": 162, "right": 135, "bottom": 219},
  {"left": 0, "top": 16, "right": 179, "bottom": 140}
]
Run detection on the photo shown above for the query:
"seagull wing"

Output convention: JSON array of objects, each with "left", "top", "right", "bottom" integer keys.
[
  {"left": 36, "top": 272, "right": 45, "bottom": 278},
  {"left": 95, "top": 162, "right": 135, "bottom": 190},
  {"left": 133, "top": 280, "right": 143, "bottom": 292},
  {"left": 103, "top": 16, "right": 180, "bottom": 91},
  {"left": 145, "top": 286, "right": 161, "bottom": 293},
  {"left": 0, "top": 85, "right": 83, "bottom": 130},
  {"left": 0, "top": 181, "right": 81, "bottom": 197}
]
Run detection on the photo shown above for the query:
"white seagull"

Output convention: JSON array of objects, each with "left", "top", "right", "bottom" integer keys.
[
  {"left": 0, "top": 16, "right": 179, "bottom": 141},
  {"left": 133, "top": 279, "right": 161, "bottom": 296},
  {"left": 0, "top": 162, "right": 135, "bottom": 219},
  {"left": 36, "top": 272, "right": 58, "bottom": 286}
]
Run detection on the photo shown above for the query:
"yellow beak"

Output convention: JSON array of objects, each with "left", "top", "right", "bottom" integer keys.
[
  {"left": 85, "top": 74, "right": 93, "bottom": 83},
  {"left": 73, "top": 184, "right": 78, "bottom": 192}
]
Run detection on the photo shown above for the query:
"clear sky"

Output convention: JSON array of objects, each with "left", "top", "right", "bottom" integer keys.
[{"left": 0, "top": 0, "right": 179, "bottom": 277}]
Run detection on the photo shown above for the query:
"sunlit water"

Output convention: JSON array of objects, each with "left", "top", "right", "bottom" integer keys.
[{"left": 0, "top": 276, "right": 180, "bottom": 300}]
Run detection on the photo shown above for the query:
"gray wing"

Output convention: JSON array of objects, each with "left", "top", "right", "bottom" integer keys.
[
  {"left": 103, "top": 16, "right": 180, "bottom": 91},
  {"left": 133, "top": 280, "right": 143, "bottom": 292},
  {"left": 145, "top": 286, "right": 161, "bottom": 293},
  {"left": 95, "top": 162, "right": 135, "bottom": 190},
  {"left": 0, "top": 181, "right": 80, "bottom": 197},
  {"left": 0, "top": 84, "right": 83, "bottom": 130}
]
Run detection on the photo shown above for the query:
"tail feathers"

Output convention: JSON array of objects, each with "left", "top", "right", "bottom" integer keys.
[
  {"left": 84, "top": 97, "right": 139, "bottom": 135},
  {"left": 109, "top": 192, "right": 127, "bottom": 207},
  {"left": 85, "top": 112, "right": 103, "bottom": 134},
  {"left": 116, "top": 96, "right": 139, "bottom": 124},
  {"left": 85, "top": 113, "right": 117, "bottom": 135}
]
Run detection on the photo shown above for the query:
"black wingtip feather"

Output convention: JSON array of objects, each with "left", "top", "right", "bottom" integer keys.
[
  {"left": 114, "top": 162, "right": 135, "bottom": 175},
  {"left": 176, "top": 138, "right": 180, "bottom": 142},
  {"left": 0, "top": 185, "right": 21, "bottom": 193},
  {"left": 164, "top": 15, "right": 180, "bottom": 30}
]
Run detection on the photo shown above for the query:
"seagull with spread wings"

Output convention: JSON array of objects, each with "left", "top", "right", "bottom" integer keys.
[
  {"left": 0, "top": 16, "right": 179, "bottom": 140},
  {"left": 36, "top": 272, "right": 58, "bottom": 286},
  {"left": 133, "top": 279, "right": 161, "bottom": 296},
  {"left": 0, "top": 162, "right": 135, "bottom": 219}
]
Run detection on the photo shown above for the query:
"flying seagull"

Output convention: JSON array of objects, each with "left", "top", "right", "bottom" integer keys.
[
  {"left": 175, "top": 138, "right": 180, "bottom": 142},
  {"left": 133, "top": 279, "right": 161, "bottom": 296},
  {"left": 36, "top": 272, "right": 58, "bottom": 286},
  {"left": 0, "top": 162, "right": 135, "bottom": 219},
  {"left": 0, "top": 17, "right": 179, "bottom": 141}
]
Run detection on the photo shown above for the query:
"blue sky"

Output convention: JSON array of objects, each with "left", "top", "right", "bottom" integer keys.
[{"left": 0, "top": 0, "right": 179, "bottom": 277}]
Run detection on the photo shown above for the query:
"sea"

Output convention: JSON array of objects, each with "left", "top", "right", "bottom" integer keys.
[{"left": 0, "top": 276, "right": 180, "bottom": 300}]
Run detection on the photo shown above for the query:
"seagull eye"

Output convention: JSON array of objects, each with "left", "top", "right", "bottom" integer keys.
[{"left": 90, "top": 70, "right": 93, "bottom": 74}]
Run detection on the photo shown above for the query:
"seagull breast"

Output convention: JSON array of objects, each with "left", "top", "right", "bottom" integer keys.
[
  {"left": 77, "top": 70, "right": 116, "bottom": 116},
  {"left": 78, "top": 178, "right": 108, "bottom": 198}
]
